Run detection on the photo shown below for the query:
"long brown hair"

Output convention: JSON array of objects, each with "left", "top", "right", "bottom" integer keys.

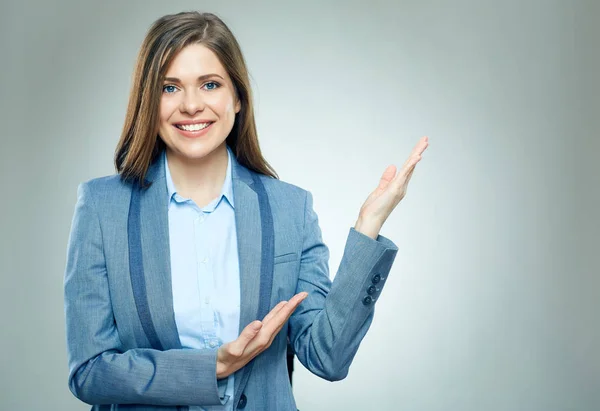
[{"left": 115, "top": 11, "right": 278, "bottom": 185}]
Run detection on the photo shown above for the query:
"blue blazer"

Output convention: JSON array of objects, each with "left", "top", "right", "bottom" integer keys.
[{"left": 64, "top": 149, "right": 398, "bottom": 410}]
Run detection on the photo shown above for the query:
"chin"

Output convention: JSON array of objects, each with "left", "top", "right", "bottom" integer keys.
[{"left": 170, "top": 140, "right": 226, "bottom": 161}]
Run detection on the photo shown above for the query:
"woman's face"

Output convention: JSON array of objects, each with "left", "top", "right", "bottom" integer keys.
[{"left": 158, "top": 43, "right": 241, "bottom": 163}]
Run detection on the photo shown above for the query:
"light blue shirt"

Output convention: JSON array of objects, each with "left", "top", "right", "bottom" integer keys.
[{"left": 165, "top": 146, "right": 240, "bottom": 411}]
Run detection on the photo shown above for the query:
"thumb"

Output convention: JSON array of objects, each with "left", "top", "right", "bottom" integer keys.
[{"left": 378, "top": 165, "right": 396, "bottom": 190}]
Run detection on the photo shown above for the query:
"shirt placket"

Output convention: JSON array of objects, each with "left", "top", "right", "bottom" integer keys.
[{"left": 194, "top": 210, "right": 221, "bottom": 350}]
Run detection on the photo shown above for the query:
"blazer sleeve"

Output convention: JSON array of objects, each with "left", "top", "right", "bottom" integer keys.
[
  {"left": 288, "top": 190, "right": 398, "bottom": 381},
  {"left": 64, "top": 182, "right": 225, "bottom": 406}
]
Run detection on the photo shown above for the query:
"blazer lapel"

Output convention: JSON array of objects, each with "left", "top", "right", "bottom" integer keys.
[
  {"left": 231, "top": 156, "right": 262, "bottom": 402},
  {"left": 231, "top": 153, "right": 275, "bottom": 406},
  {"left": 128, "top": 155, "right": 182, "bottom": 351}
]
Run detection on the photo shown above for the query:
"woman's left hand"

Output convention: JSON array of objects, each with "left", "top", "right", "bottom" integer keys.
[{"left": 354, "top": 136, "right": 429, "bottom": 239}]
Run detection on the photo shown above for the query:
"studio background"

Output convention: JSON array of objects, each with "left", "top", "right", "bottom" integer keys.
[{"left": 1, "top": 0, "right": 598, "bottom": 410}]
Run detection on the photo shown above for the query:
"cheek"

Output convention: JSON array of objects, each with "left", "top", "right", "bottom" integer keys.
[
  {"left": 223, "top": 97, "right": 238, "bottom": 120},
  {"left": 159, "top": 98, "right": 178, "bottom": 123},
  {"left": 206, "top": 92, "right": 236, "bottom": 117}
]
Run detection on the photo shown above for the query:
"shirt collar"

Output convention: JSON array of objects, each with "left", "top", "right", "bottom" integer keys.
[{"left": 164, "top": 145, "right": 235, "bottom": 209}]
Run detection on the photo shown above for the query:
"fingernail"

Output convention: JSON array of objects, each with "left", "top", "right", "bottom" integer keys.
[{"left": 252, "top": 321, "right": 262, "bottom": 330}]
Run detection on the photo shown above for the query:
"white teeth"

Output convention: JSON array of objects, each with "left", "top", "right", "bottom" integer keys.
[{"left": 177, "top": 122, "right": 212, "bottom": 131}]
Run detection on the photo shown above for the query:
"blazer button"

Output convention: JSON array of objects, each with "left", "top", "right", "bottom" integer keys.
[
  {"left": 237, "top": 393, "right": 247, "bottom": 409},
  {"left": 367, "top": 285, "right": 376, "bottom": 295},
  {"left": 371, "top": 274, "right": 381, "bottom": 284},
  {"left": 362, "top": 295, "right": 373, "bottom": 306}
]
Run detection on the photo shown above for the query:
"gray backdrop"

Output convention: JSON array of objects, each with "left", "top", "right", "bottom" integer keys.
[{"left": 1, "top": 0, "right": 598, "bottom": 410}]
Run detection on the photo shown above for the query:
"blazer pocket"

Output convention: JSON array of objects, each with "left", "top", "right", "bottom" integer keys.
[{"left": 274, "top": 251, "right": 298, "bottom": 265}]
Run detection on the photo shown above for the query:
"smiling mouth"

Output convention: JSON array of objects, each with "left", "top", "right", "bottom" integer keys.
[{"left": 174, "top": 122, "right": 214, "bottom": 131}]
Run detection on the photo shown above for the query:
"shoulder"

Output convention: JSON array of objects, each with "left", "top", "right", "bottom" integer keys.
[
  {"left": 76, "top": 173, "right": 132, "bottom": 209},
  {"left": 256, "top": 174, "right": 310, "bottom": 206},
  {"left": 252, "top": 174, "right": 320, "bottom": 232}
]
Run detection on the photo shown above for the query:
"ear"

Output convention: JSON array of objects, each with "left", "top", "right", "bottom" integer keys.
[{"left": 234, "top": 98, "right": 241, "bottom": 114}]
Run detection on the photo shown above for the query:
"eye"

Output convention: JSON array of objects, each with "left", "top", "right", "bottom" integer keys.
[
  {"left": 162, "top": 84, "right": 178, "bottom": 94},
  {"left": 203, "top": 81, "right": 221, "bottom": 91}
]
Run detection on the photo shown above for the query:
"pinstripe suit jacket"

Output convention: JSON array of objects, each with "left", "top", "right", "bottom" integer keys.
[{"left": 64, "top": 148, "right": 398, "bottom": 410}]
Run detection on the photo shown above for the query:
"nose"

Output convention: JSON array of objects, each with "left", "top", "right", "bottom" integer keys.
[{"left": 179, "top": 89, "right": 205, "bottom": 115}]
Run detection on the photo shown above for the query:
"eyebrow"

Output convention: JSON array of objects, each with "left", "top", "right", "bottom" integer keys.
[{"left": 163, "top": 74, "right": 224, "bottom": 83}]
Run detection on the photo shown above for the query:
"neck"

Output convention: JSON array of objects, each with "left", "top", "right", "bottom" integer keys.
[{"left": 166, "top": 143, "right": 229, "bottom": 205}]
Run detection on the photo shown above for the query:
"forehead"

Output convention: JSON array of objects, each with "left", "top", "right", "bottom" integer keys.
[{"left": 164, "top": 43, "right": 228, "bottom": 78}]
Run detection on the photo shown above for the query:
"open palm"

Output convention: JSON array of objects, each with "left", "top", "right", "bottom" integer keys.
[{"left": 359, "top": 136, "right": 429, "bottom": 225}]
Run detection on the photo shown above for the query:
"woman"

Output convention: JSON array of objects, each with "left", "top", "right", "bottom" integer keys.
[{"left": 64, "top": 11, "right": 428, "bottom": 411}]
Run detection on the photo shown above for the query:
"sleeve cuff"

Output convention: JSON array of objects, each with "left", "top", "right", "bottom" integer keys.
[
  {"left": 216, "top": 375, "right": 231, "bottom": 405},
  {"left": 349, "top": 227, "right": 398, "bottom": 252}
]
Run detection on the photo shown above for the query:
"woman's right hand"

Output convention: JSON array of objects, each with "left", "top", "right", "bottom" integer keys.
[{"left": 216, "top": 292, "right": 308, "bottom": 379}]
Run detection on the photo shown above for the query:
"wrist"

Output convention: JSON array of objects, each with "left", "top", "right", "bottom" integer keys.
[
  {"left": 354, "top": 216, "right": 382, "bottom": 239},
  {"left": 216, "top": 363, "right": 228, "bottom": 380},
  {"left": 216, "top": 353, "right": 230, "bottom": 379}
]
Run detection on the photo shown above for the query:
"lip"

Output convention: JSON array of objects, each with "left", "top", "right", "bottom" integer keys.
[
  {"left": 172, "top": 121, "right": 214, "bottom": 138},
  {"left": 174, "top": 119, "right": 215, "bottom": 126}
]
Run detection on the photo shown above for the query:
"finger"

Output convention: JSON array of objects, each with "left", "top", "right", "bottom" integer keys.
[
  {"left": 391, "top": 158, "right": 417, "bottom": 191},
  {"left": 277, "top": 292, "right": 308, "bottom": 320},
  {"left": 414, "top": 135, "right": 429, "bottom": 155},
  {"left": 382, "top": 137, "right": 428, "bottom": 191},
  {"left": 227, "top": 320, "right": 263, "bottom": 357},
  {"left": 262, "top": 292, "right": 308, "bottom": 335},
  {"left": 377, "top": 165, "right": 397, "bottom": 191},
  {"left": 398, "top": 148, "right": 424, "bottom": 179},
  {"left": 262, "top": 301, "right": 288, "bottom": 325},
  {"left": 404, "top": 136, "right": 428, "bottom": 162},
  {"left": 268, "top": 297, "right": 307, "bottom": 344},
  {"left": 402, "top": 142, "right": 427, "bottom": 187},
  {"left": 248, "top": 293, "right": 307, "bottom": 349},
  {"left": 288, "top": 291, "right": 309, "bottom": 308},
  {"left": 401, "top": 166, "right": 416, "bottom": 192},
  {"left": 243, "top": 292, "right": 309, "bottom": 357},
  {"left": 395, "top": 138, "right": 428, "bottom": 185}
]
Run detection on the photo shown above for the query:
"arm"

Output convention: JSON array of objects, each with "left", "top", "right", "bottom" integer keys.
[
  {"left": 289, "top": 136, "right": 428, "bottom": 380},
  {"left": 64, "top": 183, "right": 224, "bottom": 406},
  {"left": 288, "top": 191, "right": 398, "bottom": 381}
]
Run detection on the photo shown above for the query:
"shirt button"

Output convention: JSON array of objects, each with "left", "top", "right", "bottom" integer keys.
[
  {"left": 237, "top": 394, "right": 247, "bottom": 409},
  {"left": 367, "top": 285, "right": 376, "bottom": 295},
  {"left": 209, "top": 341, "right": 217, "bottom": 348},
  {"left": 372, "top": 274, "right": 381, "bottom": 284},
  {"left": 362, "top": 296, "right": 373, "bottom": 306}
]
